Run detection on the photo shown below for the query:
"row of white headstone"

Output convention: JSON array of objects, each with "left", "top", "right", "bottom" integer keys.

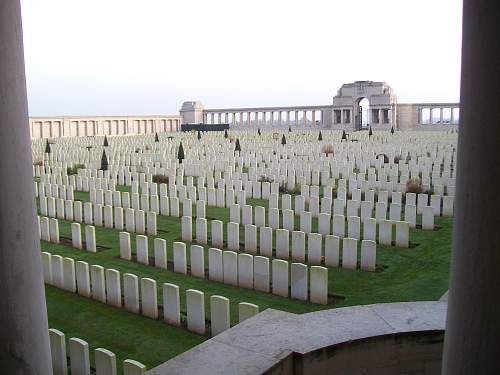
[
  {"left": 35, "top": 142, "right": 456, "bottom": 194},
  {"left": 39, "top": 197, "right": 158, "bottom": 235},
  {"left": 119, "top": 234, "right": 330, "bottom": 302},
  {"left": 49, "top": 328, "right": 146, "bottom": 375},
  {"left": 37, "top": 157, "right": 455, "bottom": 201},
  {"left": 41, "top": 252, "right": 260, "bottom": 336},
  {"left": 181, "top": 216, "right": 383, "bottom": 266}
]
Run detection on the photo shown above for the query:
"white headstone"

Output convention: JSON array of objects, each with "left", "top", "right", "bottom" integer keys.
[
  {"left": 141, "top": 278, "right": 158, "bottom": 319},
  {"left": 259, "top": 226, "right": 273, "bottom": 257},
  {"left": 186, "top": 289, "right": 205, "bottom": 334},
  {"left": 211, "top": 220, "right": 224, "bottom": 248},
  {"left": 272, "top": 259, "right": 289, "bottom": 297},
  {"left": 210, "top": 295, "right": 230, "bottom": 336},
  {"left": 299, "top": 211, "right": 312, "bottom": 233},
  {"left": 69, "top": 338, "right": 90, "bottom": 375},
  {"left": 378, "top": 220, "right": 393, "bottom": 245},
  {"left": 90, "top": 264, "right": 106, "bottom": 303},
  {"left": 123, "top": 273, "right": 139, "bottom": 314},
  {"left": 310, "top": 266, "right": 328, "bottom": 304},
  {"left": 190, "top": 245, "right": 205, "bottom": 278},
  {"left": 307, "top": 233, "right": 322, "bottom": 265},
  {"left": 238, "top": 253, "right": 254, "bottom": 289},
  {"left": 332, "top": 214, "right": 345, "bottom": 238},
  {"left": 76, "top": 261, "right": 90, "bottom": 297},
  {"left": 105, "top": 269, "right": 122, "bottom": 308},
  {"left": 208, "top": 248, "right": 224, "bottom": 282},
  {"left": 95, "top": 348, "right": 117, "bottom": 375},
  {"left": 49, "top": 328, "right": 67, "bottom": 375},
  {"left": 227, "top": 222, "right": 240, "bottom": 251},
  {"left": 422, "top": 206, "right": 435, "bottom": 230},
  {"left": 181, "top": 216, "right": 193, "bottom": 242},
  {"left": 63, "top": 257, "right": 76, "bottom": 292},
  {"left": 85, "top": 225, "right": 96, "bottom": 252},
  {"left": 360, "top": 240, "right": 377, "bottom": 272},
  {"left": 136, "top": 235, "right": 149, "bottom": 265},
  {"left": 291, "top": 263, "right": 308, "bottom": 301},
  {"left": 324, "top": 235, "right": 340, "bottom": 267},
  {"left": 253, "top": 256, "right": 270, "bottom": 292},
  {"left": 238, "top": 302, "right": 259, "bottom": 323},
  {"left": 395, "top": 221, "right": 410, "bottom": 248},
  {"left": 173, "top": 242, "right": 187, "bottom": 274},
  {"left": 342, "top": 238, "right": 358, "bottom": 270},
  {"left": 291, "top": 231, "right": 306, "bottom": 262},
  {"left": 72, "top": 222, "right": 82, "bottom": 249},
  {"left": 162, "top": 283, "right": 180, "bottom": 326},
  {"left": 223, "top": 251, "right": 238, "bottom": 286}
]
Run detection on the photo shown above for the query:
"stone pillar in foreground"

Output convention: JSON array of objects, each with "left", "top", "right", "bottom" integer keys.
[
  {"left": 442, "top": 0, "right": 500, "bottom": 373},
  {"left": 0, "top": 0, "right": 52, "bottom": 373}
]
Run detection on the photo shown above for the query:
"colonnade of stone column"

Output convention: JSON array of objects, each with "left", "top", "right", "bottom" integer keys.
[
  {"left": 203, "top": 108, "right": 323, "bottom": 126},
  {"left": 418, "top": 106, "right": 460, "bottom": 125}
]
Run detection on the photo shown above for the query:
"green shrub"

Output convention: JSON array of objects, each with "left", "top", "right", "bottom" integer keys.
[
  {"left": 66, "top": 163, "right": 85, "bottom": 175},
  {"left": 279, "top": 182, "right": 301, "bottom": 194}
]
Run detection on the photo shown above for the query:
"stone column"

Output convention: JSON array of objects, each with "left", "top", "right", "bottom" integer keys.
[
  {"left": 0, "top": 1, "right": 52, "bottom": 373},
  {"left": 286, "top": 111, "right": 290, "bottom": 125},
  {"left": 440, "top": 108, "right": 443, "bottom": 124},
  {"left": 239, "top": 112, "right": 243, "bottom": 126},
  {"left": 295, "top": 111, "right": 299, "bottom": 126},
  {"left": 450, "top": 108, "right": 455, "bottom": 124},
  {"left": 442, "top": 0, "right": 500, "bottom": 373},
  {"left": 303, "top": 110, "right": 307, "bottom": 126},
  {"left": 340, "top": 109, "right": 344, "bottom": 124},
  {"left": 278, "top": 111, "right": 282, "bottom": 126},
  {"left": 312, "top": 111, "right": 316, "bottom": 126}
]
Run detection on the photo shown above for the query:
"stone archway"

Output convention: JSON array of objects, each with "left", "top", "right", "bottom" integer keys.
[{"left": 333, "top": 81, "right": 397, "bottom": 130}]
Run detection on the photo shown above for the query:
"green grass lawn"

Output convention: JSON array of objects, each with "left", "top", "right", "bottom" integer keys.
[
  {"left": 45, "top": 286, "right": 205, "bottom": 373},
  {"left": 42, "top": 186, "right": 453, "bottom": 370}
]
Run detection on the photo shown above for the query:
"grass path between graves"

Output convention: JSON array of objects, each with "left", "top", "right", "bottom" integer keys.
[{"left": 42, "top": 187, "right": 453, "bottom": 368}]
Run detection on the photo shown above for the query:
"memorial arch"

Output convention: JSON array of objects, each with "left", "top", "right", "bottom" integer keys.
[{"left": 332, "top": 81, "right": 397, "bottom": 130}]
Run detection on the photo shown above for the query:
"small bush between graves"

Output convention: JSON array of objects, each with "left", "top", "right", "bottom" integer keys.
[
  {"left": 279, "top": 182, "right": 301, "bottom": 194},
  {"left": 406, "top": 177, "right": 423, "bottom": 194},
  {"left": 66, "top": 163, "right": 85, "bottom": 175},
  {"left": 152, "top": 174, "right": 169, "bottom": 184}
]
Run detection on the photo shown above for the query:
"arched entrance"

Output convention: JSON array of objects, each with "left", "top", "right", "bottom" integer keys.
[{"left": 354, "top": 97, "right": 370, "bottom": 130}]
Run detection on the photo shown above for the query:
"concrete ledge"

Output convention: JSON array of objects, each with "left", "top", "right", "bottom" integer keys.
[{"left": 146, "top": 301, "right": 447, "bottom": 375}]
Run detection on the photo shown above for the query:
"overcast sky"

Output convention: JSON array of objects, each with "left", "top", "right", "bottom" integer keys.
[{"left": 21, "top": 0, "right": 463, "bottom": 116}]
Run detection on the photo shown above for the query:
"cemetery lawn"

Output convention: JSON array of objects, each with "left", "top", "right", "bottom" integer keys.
[
  {"left": 42, "top": 188, "right": 453, "bottom": 367},
  {"left": 45, "top": 285, "right": 205, "bottom": 373}
]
